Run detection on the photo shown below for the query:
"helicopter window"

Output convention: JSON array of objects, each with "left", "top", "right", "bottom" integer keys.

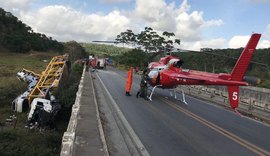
[
  {"left": 148, "top": 70, "right": 158, "bottom": 79},
  {"left": 182, "top": 69, "right": 189, "bottom": 72},
  {"left": 173, "top": 60, "right": 184, "bottom": 68}
]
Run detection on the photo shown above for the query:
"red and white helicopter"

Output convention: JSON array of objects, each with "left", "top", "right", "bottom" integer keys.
[{"left": 146, "top": 33, "right": 261, "bottom": 113}]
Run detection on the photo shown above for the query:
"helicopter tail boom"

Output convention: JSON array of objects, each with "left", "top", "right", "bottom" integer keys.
[
  {"left": 227, "top": 86, "right": 239, "bottom": 109},
  {"left": 230, "top": 33, "right": 261, "bottom": 81},
  {"left": 228, "top": 33, "right": 261, "bottom": 110}
]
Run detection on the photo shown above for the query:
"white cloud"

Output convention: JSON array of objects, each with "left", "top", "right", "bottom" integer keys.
[
  {"left": 228, "top": 35, "right": 250, "bottom": 48},
  {"left": 258, "top": 24, "right": 270, "bottom": 48},
  {"left": 229, "top": 33, "right": 270, "bottom": 49},
  {"left": 134, "top": 0, "right": 223, "bottom": 38},
  {"left": 135, "top": 0, "right": 167, "bottom": 22},
  {"left": 175, "top": 11, "right": 203, "bottom": 42},
  {"left": 258, "top": 40, "right": 270, "bottom": 48},
  {"left": 100, "top": 0, "right": 131, "bottom": 3},
  {"left": 0, "top": 0, "right": 34, "bottom": 16},
  {"left": 201, "top": 38, "right": 226, "bottom": 48},
  {"left": 177, "top": 0, "right": 191, "bottom": 13},
  {"left": 202, "top": 19, "right": 224, "bottom": 27},
  {"left": 180, "top": 41, "right": 201, "bottom": 51},
  {"left": 21, "top": 5, "right": 130, "bottom": 42},
  {"left": 174, "top": 0, "right": 223, "bottom": 42},
  {"left": 264, "top": 24, "right": 270, "bottom": 38},
  {"left": 179, "top": 38, "right": 226, "bottom": 51},
  {"left": 131, "top": 0, "right": 225, "bottom": 49}
]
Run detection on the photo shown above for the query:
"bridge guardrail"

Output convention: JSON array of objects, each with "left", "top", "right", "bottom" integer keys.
[
  {"left": 179, "top": 85, "right": 270, "bottom": 123},
  {"left": 60, "top": 65, "right": 86, "bottom": 156}
]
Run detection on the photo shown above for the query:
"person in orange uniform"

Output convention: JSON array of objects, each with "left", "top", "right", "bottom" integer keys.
[{"left": 125, "top": 67, "right": 133, "bottom": 96}]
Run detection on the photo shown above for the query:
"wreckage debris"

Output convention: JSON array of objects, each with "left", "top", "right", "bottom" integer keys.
[{"left": 12, "top": 54, "right": 69, "bottom": 129}]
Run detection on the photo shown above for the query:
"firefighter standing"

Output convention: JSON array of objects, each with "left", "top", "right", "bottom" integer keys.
[
  {"left": 125, "top": 67, "right": 133, "bottom": 96},
  {"left": 136, "top": 68, "right": 149, "bottom": 99}
]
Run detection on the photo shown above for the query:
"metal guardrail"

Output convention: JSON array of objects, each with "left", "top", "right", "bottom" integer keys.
[
  {"left": 179, "top": 85, "right": 270, "bottom": 123},
  {"left": 60, "top": 65, "right": 86, "bottom": 156}
]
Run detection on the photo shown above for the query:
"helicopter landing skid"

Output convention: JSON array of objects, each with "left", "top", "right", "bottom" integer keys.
[
  {"left": 170, "top": 89, "right": 188, "bottom": 105},
  {"left": 148, "top": 85, "right": 162, "bottom": 101}
]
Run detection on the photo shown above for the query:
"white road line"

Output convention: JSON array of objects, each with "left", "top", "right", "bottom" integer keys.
[
  {"left": 89, "top": 70, "right": 110, "bottom": 156},
  {"left": 96, "top": 72, "right": 150, "bottom": 156}
]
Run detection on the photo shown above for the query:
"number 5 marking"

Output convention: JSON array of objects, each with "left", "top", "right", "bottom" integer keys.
[{"left": 232, "top": 92, "right": 238, "bottom": 101}]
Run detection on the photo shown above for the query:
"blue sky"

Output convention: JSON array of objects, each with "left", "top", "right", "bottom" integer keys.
[
  {"left": 1, "top": 0, "right": 270, "bottom": 49},
  {"left": 189, "top": 0, "right": 270, "bottom": 39}
]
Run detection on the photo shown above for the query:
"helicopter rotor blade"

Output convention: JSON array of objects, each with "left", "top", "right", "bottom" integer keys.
[{"left": 92, "top": 40, "right": 120, "bottom": 44}]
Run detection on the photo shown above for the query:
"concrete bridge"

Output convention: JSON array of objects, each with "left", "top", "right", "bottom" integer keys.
[{"left": 60, "top": 65, "right": 270, "bottom": 156}]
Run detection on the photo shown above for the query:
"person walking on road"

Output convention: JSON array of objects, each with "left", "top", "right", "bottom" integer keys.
[{"left": 125, "top": 67, "right": 133, "bottom": 96}]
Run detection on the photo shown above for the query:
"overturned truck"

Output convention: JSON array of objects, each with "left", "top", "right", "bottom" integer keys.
[{"left": 12, "top": 54, "right": 69, "bottom": 128}]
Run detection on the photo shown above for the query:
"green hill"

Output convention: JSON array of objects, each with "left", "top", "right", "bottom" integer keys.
[
  {"left": 81, "top": 42, "right": 130, "bottom": 57},
  {"left": 0, "top": 8, "right": 63, "bottom": 53}
]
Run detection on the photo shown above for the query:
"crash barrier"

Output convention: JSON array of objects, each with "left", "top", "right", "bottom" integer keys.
[
  {"left": 60, "top": 64, "right": 86, "bottom": 156},
  {"left": 179, "top": 85, "right": 270, "bottom": 122}
]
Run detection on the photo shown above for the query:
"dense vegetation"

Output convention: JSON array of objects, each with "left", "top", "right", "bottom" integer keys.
[
  {"left": 0, "top": 8, "right": 63, "bottom": 53},
  {"left": 81, "top": 42, "right": 130, "bottom": 57},
  {"left": 65, "top": 41, "right": 88, "bottom": 63}
]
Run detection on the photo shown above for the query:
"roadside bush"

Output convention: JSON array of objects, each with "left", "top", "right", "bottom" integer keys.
[
  {"left": 53, "top": 63, "right": 83, "bottom": 131},
  {"left": 0, "top": 130, "right": 17, "bottom": 143},
  {"left": 57, "top": 63, "right": 83, "bottom": 108},
  {"left": 258, "top": 79, "right": 270, "bottom": 88},
  {"left": 0, "top": 129, "right": 61, "bottom": 156},
  {"left": 0, "top": 77, "right": 27, "bottom": 105}
]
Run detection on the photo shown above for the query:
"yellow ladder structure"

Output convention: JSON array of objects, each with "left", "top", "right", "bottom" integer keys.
[{"left": 28, "top": 54, "right": 69, "bottom": 105}]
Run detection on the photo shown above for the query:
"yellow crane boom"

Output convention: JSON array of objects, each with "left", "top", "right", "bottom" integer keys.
[{"left": 28, "top": 54, "right": 69, "bottom": 105}]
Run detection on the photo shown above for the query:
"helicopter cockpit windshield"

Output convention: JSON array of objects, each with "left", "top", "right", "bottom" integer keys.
[
  {"left": 173, "top": 59, "right": 184, "bottom": 68},
  {"left": 167, "top": 58, "right": 184, "bottom": 68}
]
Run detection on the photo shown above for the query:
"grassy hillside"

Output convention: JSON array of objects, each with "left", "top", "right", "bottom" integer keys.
[
  {"left": 81, "top": 42, "right": 130, "bottom": 57},
  {"left": 0, "top": 52, "right": 55, "bottom": 105}
]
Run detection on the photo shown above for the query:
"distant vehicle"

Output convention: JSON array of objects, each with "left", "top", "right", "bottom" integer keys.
[
  {"left": 97, "top": 58, "right": 106, "bottom": 69},
  {"left": 106, "top": 57, "right": 113, "bottom": 66},
  {"left": 89, "top": 56, "right": 106, "bottom": 69}
]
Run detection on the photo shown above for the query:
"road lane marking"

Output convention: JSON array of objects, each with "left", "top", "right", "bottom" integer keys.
[
  {"left": 96, "top": 72, "right": 150, "bottom": 156},
  {"left": 161, "top": 97, "right": 270, "bottom": 156},
  {"left": 88, "top": 70, "right": 109, "bottom": 156}
]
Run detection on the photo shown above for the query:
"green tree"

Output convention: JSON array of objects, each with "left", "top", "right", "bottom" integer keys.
[
  {"left": 115, "top": 27, "right": 181, "bottom": 53},
  {"left": 63, "top": 41, "right": 88, "bottom": 63}
]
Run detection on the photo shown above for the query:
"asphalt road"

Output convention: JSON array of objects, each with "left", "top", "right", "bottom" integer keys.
[{"left": 93, "top": 66, "right": 270, "bottom": 156}]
